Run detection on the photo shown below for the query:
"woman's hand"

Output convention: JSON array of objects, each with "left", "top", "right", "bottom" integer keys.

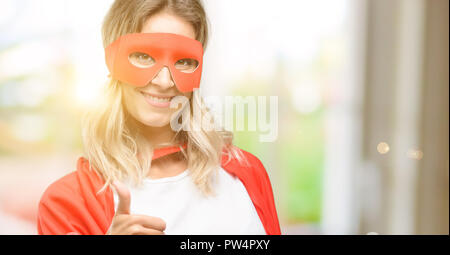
[{"left": 106, "top": 181, "right": 166, "bottom": 235}]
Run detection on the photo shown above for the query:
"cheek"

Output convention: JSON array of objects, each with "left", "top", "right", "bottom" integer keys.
[{"left": 122, "top": 88, "right": 141, "bottom": 115}]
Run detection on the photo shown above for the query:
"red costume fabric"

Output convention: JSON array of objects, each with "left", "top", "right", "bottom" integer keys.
[{"left": 37, "top": 147, "right": 281, "bottom": 235}]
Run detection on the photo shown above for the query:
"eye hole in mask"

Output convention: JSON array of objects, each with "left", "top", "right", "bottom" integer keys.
[
  {"left": 174, "top": 58, "right": 199, "bottom": 73},
  {"left": 128, "top": 52, "right": 155, "bottom": 68}
]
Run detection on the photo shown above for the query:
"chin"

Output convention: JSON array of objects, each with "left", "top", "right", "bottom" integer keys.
[{"left": 139, "top": 112, "right": 172, "bottom": 128}]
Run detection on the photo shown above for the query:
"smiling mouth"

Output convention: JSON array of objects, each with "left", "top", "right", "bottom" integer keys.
[{"left": 140, "top": 91, "right": 175, "bottom": 108}]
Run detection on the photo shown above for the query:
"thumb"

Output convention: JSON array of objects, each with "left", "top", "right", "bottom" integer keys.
[{"left": 111, "top": 180, "right": 131, "bottom": 215}]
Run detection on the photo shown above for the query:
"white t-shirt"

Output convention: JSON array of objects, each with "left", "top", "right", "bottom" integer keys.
[{"left": 113, "top": 166, "right": 267, "bottom": 235}]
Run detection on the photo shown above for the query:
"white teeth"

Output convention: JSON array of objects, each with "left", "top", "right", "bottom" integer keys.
[{"left": 143, "top": 93, "right": 172, "bottom": 102}]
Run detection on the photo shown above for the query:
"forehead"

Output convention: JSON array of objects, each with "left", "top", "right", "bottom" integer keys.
[{"left": 141, "top": 11, "right": 196, "bottom": 40}]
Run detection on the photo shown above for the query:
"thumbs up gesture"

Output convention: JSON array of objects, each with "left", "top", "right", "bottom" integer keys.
[{"left": 106, "top": 181, "right": 166, "bottom": 235}]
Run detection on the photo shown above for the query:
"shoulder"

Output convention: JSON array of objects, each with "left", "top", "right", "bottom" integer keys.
[
  {"left": 238, "top": 148, "right": 266, "bottom": 169},
  {"left": 37, "top": 160, "right": 83, "bottom": 234},
  {"left": 37, "top": 157, "right": 113, "bottom": 235},
  {"left": 39, "top": 158, "right": 100, "bottom": 205},
  {"left": 222, "top": 145, "right": 263, "bottom": 165},
  {"left": 221, "top": 146, "right": 269, "bottom": 183},
  {"left": 39, "top": 171, "right": 79, "bottom": 209},
  {"left": 222, "top": 146, "right": 281, "bottom": 235}
]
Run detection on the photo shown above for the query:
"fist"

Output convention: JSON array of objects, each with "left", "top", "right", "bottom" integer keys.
[{"left": 106, "top": 181, "right": 166, "bottom": 235}]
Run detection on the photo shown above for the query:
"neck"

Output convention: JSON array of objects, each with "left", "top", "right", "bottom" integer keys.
[
  {"left": 141, "top": 124, "right": 177, "bottom": 147},
  {"left": 142, "top": 126, "right": 187, "bottom": 179}
]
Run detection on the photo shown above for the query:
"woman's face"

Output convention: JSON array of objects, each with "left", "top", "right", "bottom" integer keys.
[{"left": 122, "top": 11, "right": 195, "bottom": 128}]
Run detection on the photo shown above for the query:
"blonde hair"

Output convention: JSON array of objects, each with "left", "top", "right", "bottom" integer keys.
[{"left": 82, "top": 0, "right": 246, "bottom": 196}]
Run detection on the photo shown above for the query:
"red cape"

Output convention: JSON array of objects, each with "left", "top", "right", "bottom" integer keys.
[{"left": 37, "top": 148, "right": 281, "bottom": 235}]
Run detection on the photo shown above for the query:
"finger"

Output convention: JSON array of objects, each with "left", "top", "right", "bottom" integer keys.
[
  {"left": 131, "top": 214, "right": 167, "bottom": 231},
  {"left": 111, "top": 180, "right": 131, "bottom": 215},
  {"left": 130, "top": 225, "right": 165, "bottom": 235}
]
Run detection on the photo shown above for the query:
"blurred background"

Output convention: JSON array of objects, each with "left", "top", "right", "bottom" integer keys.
[{"left": 0, "top": 0, "right": 448, "bottom": 235}]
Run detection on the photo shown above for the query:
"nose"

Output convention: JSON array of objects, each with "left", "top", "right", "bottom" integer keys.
[{"left": 151, "top": 66, "right": 175, "bottom": 89}]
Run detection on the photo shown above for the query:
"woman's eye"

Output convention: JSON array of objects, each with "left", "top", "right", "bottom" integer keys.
[
  {"left": 128, "top": 52, "right": 155, "bottom": 68},
  {"left": 174, "top": 58, "right": 199, "bottom": 73}
]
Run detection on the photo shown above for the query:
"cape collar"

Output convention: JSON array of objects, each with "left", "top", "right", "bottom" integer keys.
[{"left": 152, "top": 144, "right": 187, "bottom": 160}]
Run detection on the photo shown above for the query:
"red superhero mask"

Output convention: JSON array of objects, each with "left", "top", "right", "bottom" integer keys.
[{"left": 105, "top": 33, "right": 203, "bottom": 92}]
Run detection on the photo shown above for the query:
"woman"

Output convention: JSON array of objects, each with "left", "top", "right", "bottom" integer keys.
[{"left": 37, "top": 0, "right": 280, "bottom": 235}]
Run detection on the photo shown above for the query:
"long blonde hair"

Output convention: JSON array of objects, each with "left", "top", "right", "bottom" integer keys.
[{"left": 82, "top": 0, "right": 246, "bottom": 196}]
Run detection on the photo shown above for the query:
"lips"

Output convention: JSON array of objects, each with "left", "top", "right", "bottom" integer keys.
[{"left": 140, "top": 91, "right": 175, "bottom": 108}]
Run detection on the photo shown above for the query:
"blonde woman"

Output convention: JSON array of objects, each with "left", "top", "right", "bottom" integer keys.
[{"left": 37, "top": 0, "right": 280, "bottom": 235}]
